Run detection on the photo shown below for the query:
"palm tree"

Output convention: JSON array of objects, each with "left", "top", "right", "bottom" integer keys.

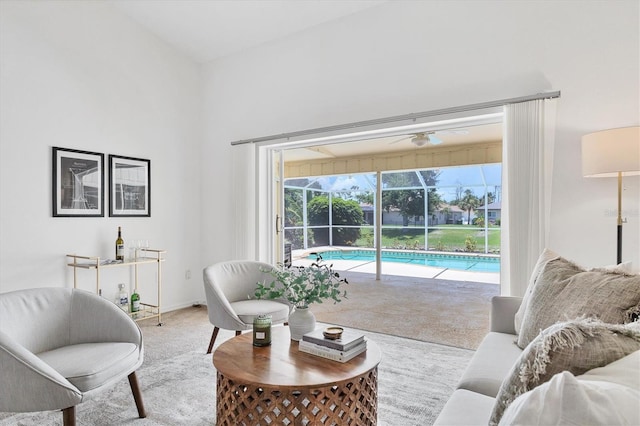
[{"left": 458, "top": 189, "right": 479, "bottom": 225}]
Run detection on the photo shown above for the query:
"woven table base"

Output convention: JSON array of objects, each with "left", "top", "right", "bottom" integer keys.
[{"left": 216, "top": 367, "right": 378, "bottom": 426}]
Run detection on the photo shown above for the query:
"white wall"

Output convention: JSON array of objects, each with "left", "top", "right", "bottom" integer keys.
[
  {"left": 2, "top": 0, "right": 638, "bottom": 308},
  {"left": 0, "top": 1, "right": 204, "bottom": 309},
  {"left": 203, "top": 0, "right": 639, "bottom": 271}
]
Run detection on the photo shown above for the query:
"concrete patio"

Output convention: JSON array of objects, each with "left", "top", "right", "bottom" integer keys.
[{"left": 292, "top": 251, "right": 501, "bottom": 349}]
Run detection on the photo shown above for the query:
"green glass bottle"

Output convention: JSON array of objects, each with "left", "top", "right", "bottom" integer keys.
[{"left": 131, "top": 290, "right": 140, "bottom": 316}]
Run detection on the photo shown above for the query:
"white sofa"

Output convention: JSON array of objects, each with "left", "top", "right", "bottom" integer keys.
[
  {"left": 434, "top": 295, "right": 640, "bottom": 425},
  {"left": 434, "top": 296, "right": 524, "bottom": 425}
]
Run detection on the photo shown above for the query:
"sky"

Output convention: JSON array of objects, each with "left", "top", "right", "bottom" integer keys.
[{"left": 286, "top": 164, "right": 502, "bottom": 203}]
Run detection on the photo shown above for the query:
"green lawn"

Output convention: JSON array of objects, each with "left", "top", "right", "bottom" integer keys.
[{"left": 353, "top": 226, "right": 501, "bottom": 253}]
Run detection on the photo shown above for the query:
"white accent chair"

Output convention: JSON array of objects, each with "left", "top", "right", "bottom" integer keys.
[
  {"left": 0, "top": 288, "right": 145, "bottom": 426},
  {"left": 203, "top": 260, "right": 290, "bottom": 353}
]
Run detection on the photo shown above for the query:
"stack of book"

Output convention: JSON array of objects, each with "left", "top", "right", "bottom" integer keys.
[{"left": 299, "top": 327, "right": 367, "bottom": 363}]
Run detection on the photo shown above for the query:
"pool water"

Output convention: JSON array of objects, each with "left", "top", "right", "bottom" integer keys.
[{"left": 310, "top": 249, "right": 500, "bottom": 273}]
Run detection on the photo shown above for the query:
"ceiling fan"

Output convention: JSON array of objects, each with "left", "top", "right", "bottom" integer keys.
[
  {"left": 388, "top": 132, "right": 442, "bottom": 147},
  {"left": 389, "top": 129, "right": 469, "bottom": 147}
]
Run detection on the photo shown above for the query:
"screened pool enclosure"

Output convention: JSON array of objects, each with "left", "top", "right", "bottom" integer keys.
[{"left": 284, "top": 164, "right": 502, "bottom": 255}]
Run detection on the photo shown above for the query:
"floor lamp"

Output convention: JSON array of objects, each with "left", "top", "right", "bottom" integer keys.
[{"left": 582, "top": 126, "right": 640, "bottom": 264}]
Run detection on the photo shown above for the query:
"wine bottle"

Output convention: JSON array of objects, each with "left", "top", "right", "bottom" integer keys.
[
  {"left": 131, "top": 290, "right": 140, "bottom": 315},
  {"left": 115, "top": 226, "right": 124, "bottom": 261}
]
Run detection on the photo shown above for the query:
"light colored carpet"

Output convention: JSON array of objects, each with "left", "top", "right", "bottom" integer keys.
[
  {"left": 312, "top": 271, "right": 499, "bottom": 350},
  {"left": 0, "top": 307, "right": 474, "bottom": 426}
]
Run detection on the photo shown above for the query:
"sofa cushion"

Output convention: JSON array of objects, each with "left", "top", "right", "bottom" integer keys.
[
  {"left": 38, "top": 342, "right": 140, "bottom": 392},
  {"left": 457, "top": 332, "right": 522, "bottom": 398},
  {"left": 517, "top": 256, "right": 640, "bottom": 349},
  {"left": 490, "top": 318, "right": 640, "bottom": 425},
  {"left": 433, "top": 389, "right": 495, "bottom": 426},
  {"left": 499, "top": 351, "right": 640, "bottom": 426}
]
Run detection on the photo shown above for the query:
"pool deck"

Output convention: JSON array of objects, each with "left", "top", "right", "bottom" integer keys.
[{"left": 293, "top": 248, "right": 500, "bottom": 285}]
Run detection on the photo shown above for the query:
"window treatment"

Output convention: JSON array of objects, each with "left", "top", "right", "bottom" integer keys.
[
  {"left": 232, "top": 143, "right": 279, "bottom": 263},
  {"left": 501, "top": 99, "right": 557, "bottom": 297}
]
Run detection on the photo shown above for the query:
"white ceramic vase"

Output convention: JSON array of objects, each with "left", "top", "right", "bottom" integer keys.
[{"left": 288, "top": 306, "right": 316, "bottom": 341}]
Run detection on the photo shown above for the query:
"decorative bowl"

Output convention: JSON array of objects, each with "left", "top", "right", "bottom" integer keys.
[{"left": 323, "top": 326, "right": 344, "bottom": 340}]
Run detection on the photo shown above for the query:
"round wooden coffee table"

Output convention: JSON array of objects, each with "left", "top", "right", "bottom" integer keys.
[{"left": 213, "top": 326, "right": 381, "bottom": 425}]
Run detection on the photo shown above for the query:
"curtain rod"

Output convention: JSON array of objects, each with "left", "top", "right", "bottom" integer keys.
[{"left": 230, "top": 91, "right": 560, "bottom": 146}]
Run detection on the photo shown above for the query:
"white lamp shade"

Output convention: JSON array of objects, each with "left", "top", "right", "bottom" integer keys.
[{"left": 582, "top": 126, "right": 640, "bottom": 177}]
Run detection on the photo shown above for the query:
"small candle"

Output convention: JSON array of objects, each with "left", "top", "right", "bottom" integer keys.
[{"left": 253, "top": 314, "right": 272, "bottom": 347}]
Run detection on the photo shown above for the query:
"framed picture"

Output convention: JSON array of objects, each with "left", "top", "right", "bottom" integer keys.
[
  {"left": 109, "top": 155, "right": 151, "bottom": 217},
  {"left": 52, "top": 147, "right": 105, "bottom": 217}
]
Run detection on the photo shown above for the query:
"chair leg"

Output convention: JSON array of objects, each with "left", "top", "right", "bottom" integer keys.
[
  {"left": 128, "top": 371, "right": 147, "bottom": 418},
  {"left": 62, "top": 406, "right": 75, "bottom": 426},
  {"left": 207, "top": 326, "right": 220, "bottom": 354}
]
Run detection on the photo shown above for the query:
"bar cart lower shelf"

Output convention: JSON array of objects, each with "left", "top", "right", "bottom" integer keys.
[{"left": 66, "top": 249, "right": 166, "bottom": 325}]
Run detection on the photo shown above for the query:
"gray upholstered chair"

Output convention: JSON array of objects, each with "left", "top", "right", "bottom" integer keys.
[
  {"left": 0, "top": 287, "right": 145, "bottom": 426},
  {"left": 203, "top": 260, "right": 290, "bottom": 353}
]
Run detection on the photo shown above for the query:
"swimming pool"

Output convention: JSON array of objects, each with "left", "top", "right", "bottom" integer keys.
[{"left": 310, "top": 249, "right": 500, "bottom": 273}]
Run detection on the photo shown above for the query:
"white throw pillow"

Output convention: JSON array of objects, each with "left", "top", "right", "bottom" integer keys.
[
  {"left": 577, "top": 349, "right": 640, "bottom": 389},
  {"left": 600, "top": 261, "right": 634, "bottom": 273},
  {"left": 490, "top": 319, "right": 640, "bottom": 425},
  {"left": 499, "top": 370, "right": 640, "bottom": 426}
]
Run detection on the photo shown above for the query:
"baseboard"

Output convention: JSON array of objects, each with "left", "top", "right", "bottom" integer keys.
[{"left": 161, "top": 300, "right": 207, "bottom": 313}]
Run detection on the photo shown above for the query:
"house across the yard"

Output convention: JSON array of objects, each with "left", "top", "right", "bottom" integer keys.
[
  {"left": 431, "top": 204, "right": 466, "bottom": 225},
  {"left": 476, "top": 202, "right": 502, "bottom": 224}
]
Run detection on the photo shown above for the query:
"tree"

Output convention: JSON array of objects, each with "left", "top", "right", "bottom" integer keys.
[
  {"left": 283, "top": 188, "right": 304, "bottom": 248},
  {"left": 307, "top": 196, "right": 363, "bottom": 246},
  {"left": 458, "top": 189, "right": 480, "bottom": 225},
  {"left": 454, "top": 182, "right": 463, "bottom": 202},
  {"left": 381, "top": 171, "right": 441, "bottom": 226},
  {"left": 284, "top": 188, "right": 303, "bottom": 227},
  {"left": 382, "top": 189, "right": 423, "bottom": 226},
  {"left": 283, "top": 181, "right": 324, "bottom": 248},
  {"left": 354, "top": 191, "right": 373, "bottom": 205},
  {"left": 483, "top": 191, "right": 496, "bottom": 205}
]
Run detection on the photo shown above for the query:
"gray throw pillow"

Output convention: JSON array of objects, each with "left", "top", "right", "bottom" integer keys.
[
  {"left": 490, "top": 318, "right": 640, "bottom": 426},
  {"left": 517, "top": 257, "right": 640, "bottom": 349}
]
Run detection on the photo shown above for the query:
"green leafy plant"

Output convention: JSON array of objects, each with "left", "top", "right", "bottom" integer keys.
[
  {"left": 255, "top": 254, "right": 348, "bottom": 309},
  {"left": 307, "top": 196, "right": 364, "bottom": 245},
  {"left": 464, "top": 235, "right": 478, "bottom": 252}
]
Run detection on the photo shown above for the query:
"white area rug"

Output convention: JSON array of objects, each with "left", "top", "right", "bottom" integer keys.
[{"left": 1, "top": 323, "right": 473, "bottom": 425}]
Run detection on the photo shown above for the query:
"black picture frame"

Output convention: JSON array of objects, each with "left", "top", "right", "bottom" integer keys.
[
  {"left": 52, "top": 147, "right": 105, "bottom": 217},
  {"left": 109, "top": 155, "right": 151, "bottom": 217}
]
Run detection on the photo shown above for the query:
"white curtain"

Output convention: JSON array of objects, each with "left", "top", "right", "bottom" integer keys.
[
  {"left": 231, "top": 143, "right": 279, "bottom": 263},
  {"left": 501, "top": 99, "right": 557, "bottom": 296}
]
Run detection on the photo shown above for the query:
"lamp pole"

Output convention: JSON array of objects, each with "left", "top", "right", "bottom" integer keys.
[
  {"left": 582, "top": 126, "right": 639, "bottom": 266},
  {"left": 616, "top": 171, "right": 623, "bottom": 265}
]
